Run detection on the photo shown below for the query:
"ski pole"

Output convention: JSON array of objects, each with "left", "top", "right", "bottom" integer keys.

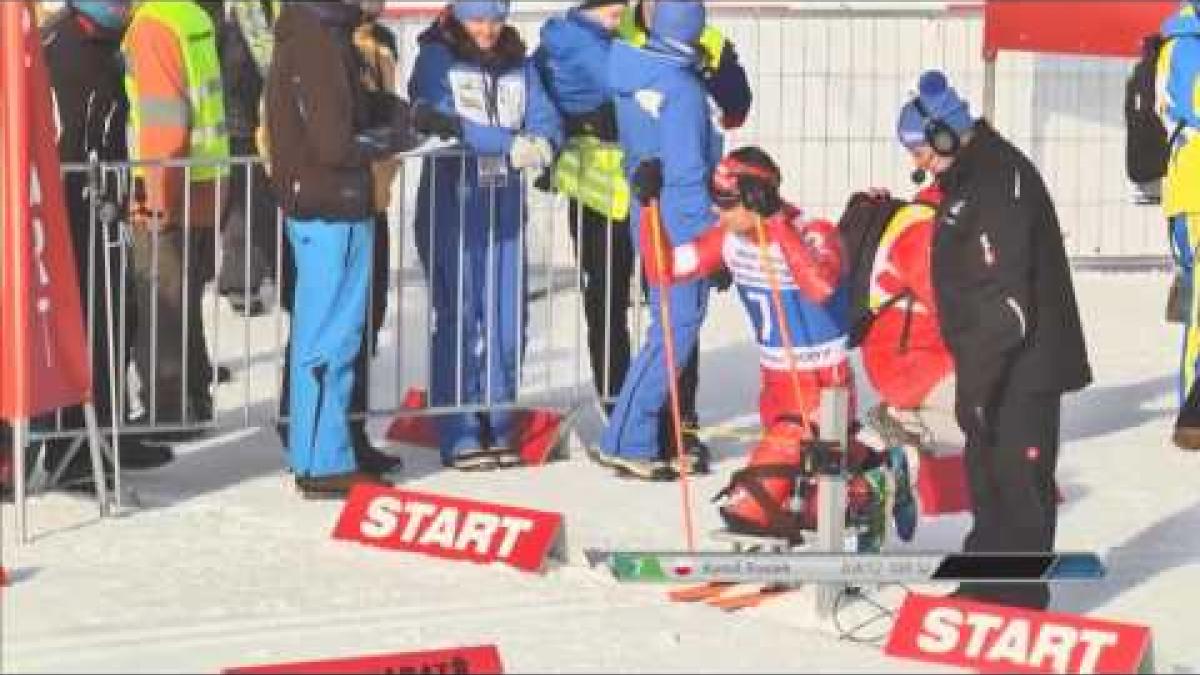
[
  {"left": 751, "top": 213, "right": 810, "bottom": 430},
  {"left": 647, "top": 199, "right": 697, "bottom": 552}
]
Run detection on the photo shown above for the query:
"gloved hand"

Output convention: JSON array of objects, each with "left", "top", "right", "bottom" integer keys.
[
  {"left": 412, "top": 102, "right": 463, "bottom": 140},
  {"left": 509, "top": 134, "right": 555, "bottom": 172},
  {"left": 631, "top": 158, "right": 663, "bottom": 206},
  {"left": 741, "top": 178, "right": 782, "bottom": 218},
  {"left": 533, "top": 167, "right": 556, "bottom": 193},
  {"left": 709, "top": 267, "right": 733, "bottom": 293},
  {"left": 356, "top": 127, "right": 403, "bottom": 160},
  {"left": 638, "top": 207, "right": 672, "bottom": 286}
]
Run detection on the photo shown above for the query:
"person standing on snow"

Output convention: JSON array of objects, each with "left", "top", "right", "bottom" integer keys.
[
  {"left": 615, "top": 0, "right": 753, "bottom": 467},
  {"left": 408, "top": 0, "right": 563, "bottom": 472},
  {"left": 1157, "top": 1, "right": 1200, "bottom": 450},
  {"left": 266, "top": 0, "right": 416, "bottom": 498},
  {"left": 591, "top": 0, "right": 721, "bottom": 481},
  {"left": 533, "top": 0, "right": 633, "bottom": 419},
  {"left": 38, "top": 0, "right": 175, "bottom": 481},
  {"left": 202, "top": 0, "right": 280, "bottom": 317},
  {"left": 897, "top": 70, "right": 1091, "bottom": 609},
  {"left": 122, "top": 0, "right": 228, "bottom": 433}
]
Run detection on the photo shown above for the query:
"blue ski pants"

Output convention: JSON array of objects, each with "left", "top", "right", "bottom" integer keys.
[
  {"left": 601, "top": 278, "right": 710, "bottom": 459},
  {"left": 285, "top": 218, "right": 373, "bottom": 478}
]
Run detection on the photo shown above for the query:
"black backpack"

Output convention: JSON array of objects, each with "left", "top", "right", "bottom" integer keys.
[
  {"left": 1126, "top": 34, "right": 1182, "bottom": 184},
  {"left": 837, "top": 193, "right": 908, "bottom": 349}
]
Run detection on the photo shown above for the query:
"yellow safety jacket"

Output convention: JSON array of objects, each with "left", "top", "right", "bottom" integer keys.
[{"left": 125, "top": 1, "right": 230, "bottom": 183}]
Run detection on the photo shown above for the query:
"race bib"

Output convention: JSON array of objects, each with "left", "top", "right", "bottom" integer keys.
[{"left": 448, "top": 68, "right": 527, "bottom": 129}]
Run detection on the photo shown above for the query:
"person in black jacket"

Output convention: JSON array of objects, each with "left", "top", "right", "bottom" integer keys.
[
  {"left": 896, "top": 71, "right": 1092, "bottom": 610},
  {"left": 205, "top": 0, "right": 281, "bottom": 317},
  {"left": 39, "top": 0, "right": 175, "bottom": 483},
  {"left": 265, "top": 0, "right": 415, "bottom": 498}
]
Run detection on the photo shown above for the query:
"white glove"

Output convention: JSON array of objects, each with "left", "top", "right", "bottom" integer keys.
[{"left": 509, "top": 135, "right": 555, "bottom": 172}]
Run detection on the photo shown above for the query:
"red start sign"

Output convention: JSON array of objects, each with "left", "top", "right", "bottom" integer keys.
[
  {"left": 225, "top": 644, "right": 504, "bottom": 674},
  {"left": 333, "top": 485, "right": 565, "bottom": 574},
  {"left": 885, "top": 593, "right": 1153, "bottom": 674}
]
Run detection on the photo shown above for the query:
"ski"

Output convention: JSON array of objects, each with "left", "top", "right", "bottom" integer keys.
[
  {"left": 705, "top": 584, "right": 794, "bottom": 611},
  {"left": 667, "top": 582, "right": 736, "bottom": 603}
]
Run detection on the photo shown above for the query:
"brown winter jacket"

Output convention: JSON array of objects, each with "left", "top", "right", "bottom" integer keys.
[{"left": 265, "top": 2, "right": 373, "bottom": 221}]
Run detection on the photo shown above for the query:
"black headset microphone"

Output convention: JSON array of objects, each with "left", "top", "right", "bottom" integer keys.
[{"left": 908, "top": 93, "right": 962, "bottom": 185}]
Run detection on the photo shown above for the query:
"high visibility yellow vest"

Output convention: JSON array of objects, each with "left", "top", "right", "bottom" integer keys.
[
  {"left": 1158, "top": 37, "right": 1200, "bottom": 217},
  {"left": 554, "top": 136, "right": 630, "bottom": 221},
  {"left": 125, "top": 1, "right": 230, "bottom": 182}
]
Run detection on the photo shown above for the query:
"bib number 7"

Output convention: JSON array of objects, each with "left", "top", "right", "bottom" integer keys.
[{"left": 746, "top": 290, "right": 773, "bottom": 344}]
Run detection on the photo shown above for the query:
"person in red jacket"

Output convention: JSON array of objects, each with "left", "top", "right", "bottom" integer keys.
[
  {"left": 859, "top": 185, "right": 962, "bottom": 457},
  {"left": 642, "top": 146, "right": 850, "bottom": 429}
]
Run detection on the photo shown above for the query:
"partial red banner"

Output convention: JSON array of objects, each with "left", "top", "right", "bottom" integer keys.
[{"left": 226, "top": 645, "right": 504, "bottom": 674}]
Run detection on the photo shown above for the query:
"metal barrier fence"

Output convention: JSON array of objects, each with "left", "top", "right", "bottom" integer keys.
[
  {"left": 29, "top": 151, "right": 607, "bottom": 489},
  {"left": 386, "top": 4, "right": 1168, "bottom": 263},
  {"left": 25, "top": 3, "right": 1170, "bottom": 492}
]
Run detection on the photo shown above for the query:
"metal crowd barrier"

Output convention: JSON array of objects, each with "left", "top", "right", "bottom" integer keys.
[{"left": 18, "top": 148, "right": 626, "bottom": 528}]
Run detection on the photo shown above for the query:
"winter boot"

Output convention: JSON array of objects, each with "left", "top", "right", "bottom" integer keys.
[
  {"left": 296, "top": 470, "right": 392, "bottom": 500},
  {"left": 848, "top": 467, "right": 889, "bottom": 553},
  {"left": 888, "top": 445, "right": 919, "bottom": 542},
  {"left": 715, "top": 417, "right": 812, "bottom": 541}
]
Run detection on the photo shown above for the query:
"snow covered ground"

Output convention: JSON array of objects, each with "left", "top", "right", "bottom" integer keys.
[{"left": 3, "top": 267, "right": 1199, "bottom": 673}]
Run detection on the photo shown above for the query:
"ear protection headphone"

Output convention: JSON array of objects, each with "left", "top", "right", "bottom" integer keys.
[{"left": 910, "top": 94, "right": 961, "bottom": 157}]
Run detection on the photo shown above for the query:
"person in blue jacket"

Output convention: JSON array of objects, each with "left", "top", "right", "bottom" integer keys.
[
  {"left": 1158, "top": 1, "right": 1200, "bottom": 449},
  {"left": 408, "top": 0, "right": 563, "bottom": 471},
  {"left": 591, "top": 0, "right": 723, "bottom": 480},
  {"left": 533, "top": 1, "right": 634, "bottom": 421}
]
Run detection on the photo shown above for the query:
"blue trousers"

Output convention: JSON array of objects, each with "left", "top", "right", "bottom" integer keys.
[
  {"left": 416, "top": 209, "right": 526, "bottom": 463},
  {"left": 286, "top": 218, "right": 373, "bottom": 478},
  {"left": 601, "top": 278, "right": 710, "bottom": 459},
  {"left": 1175, "top": 213, "right": 1200, "bottom": 403}
]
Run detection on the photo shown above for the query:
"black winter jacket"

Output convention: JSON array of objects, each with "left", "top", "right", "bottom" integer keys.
[
  {"left": 932, "top": 121, "right": 1092, "bottom": 404},
  {"left": 42, "top": 9, "right": 128, "bottom": 242}
]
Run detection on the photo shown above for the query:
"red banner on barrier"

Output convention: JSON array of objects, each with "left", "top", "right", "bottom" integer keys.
[
  {"left": 333, "top": 485, "right": 565, "bottom": 574},
  {"left": 0, "top": 0, "right": 92, "bottom": 421},
  {"left": 884, "top": 592, "right": 1153, "bottom": 674},
  {"left": 984, "top": 1, "right": 1177, "bottom": 59},
  {"left": 225, "top": 645, "right": 504, "bottom": 674}
]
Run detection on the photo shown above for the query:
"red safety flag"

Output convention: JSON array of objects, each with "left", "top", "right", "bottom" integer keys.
[{"left": 0, "top": 0, "right": 92, "bottom": 421}]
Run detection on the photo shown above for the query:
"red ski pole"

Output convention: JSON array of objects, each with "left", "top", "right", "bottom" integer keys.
[
  {"left": 752, "top": 214, "right": 811, "bottom": 430},
  {"left": 646, "top": 200, "right": 697, "bottom": 552}
]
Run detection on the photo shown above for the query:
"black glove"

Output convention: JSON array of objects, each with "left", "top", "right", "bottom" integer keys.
[
  {"left": 564, "top": 102, "right": 618, "bottom": 142},
  {"left": 710, "top": 267, "right": 734, "bottom": 293},
  {"left": 533, "top": 167, "right": 556, "bottom": 193},
  {"left": 741, "top": 178, "right": 782, "bottom": 218},
  {"left": 367, "top": 91, "right": 420, "bottom": 152},
  {"left": 632, "top": 158, "right": 663, "bottom": 206},
  {"left": 356, "top": 127, "right": 403, "bottom": 160},
  {"left": 412, "top": 102, "right": 463, "bottom": 140}
]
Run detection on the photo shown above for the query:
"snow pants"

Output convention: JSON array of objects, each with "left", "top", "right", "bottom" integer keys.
[
  {"left": 758, "top": 365, "right": 853, "bottom": 431},
  {"left": 416, "top": 205, "right": 525, "bottom": 464},
  {"left": 285, "top": 218, "right": 373, "bottom": 478},
  {"left": 956, "top": 382, "right": 1062, "bottom": 610},
  {"left": 1175, "top": 213, "right": 1200, "bottom": 409},
  {"left": 601, "top": 278, "right": 710, "bottom": 460}
]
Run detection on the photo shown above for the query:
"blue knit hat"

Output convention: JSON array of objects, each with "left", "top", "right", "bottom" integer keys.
[
  {"left": 651, "top": 0, "right": 706, "bottom": 45},
  {"left": 896, "top": 70, "right": 975, "bottom": 150},
  {"left": 68, "top": 0, "right": 133, "bottom": 30},
  {"left": 452, "top": 0, "right": 510, "bottom": 22}
]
